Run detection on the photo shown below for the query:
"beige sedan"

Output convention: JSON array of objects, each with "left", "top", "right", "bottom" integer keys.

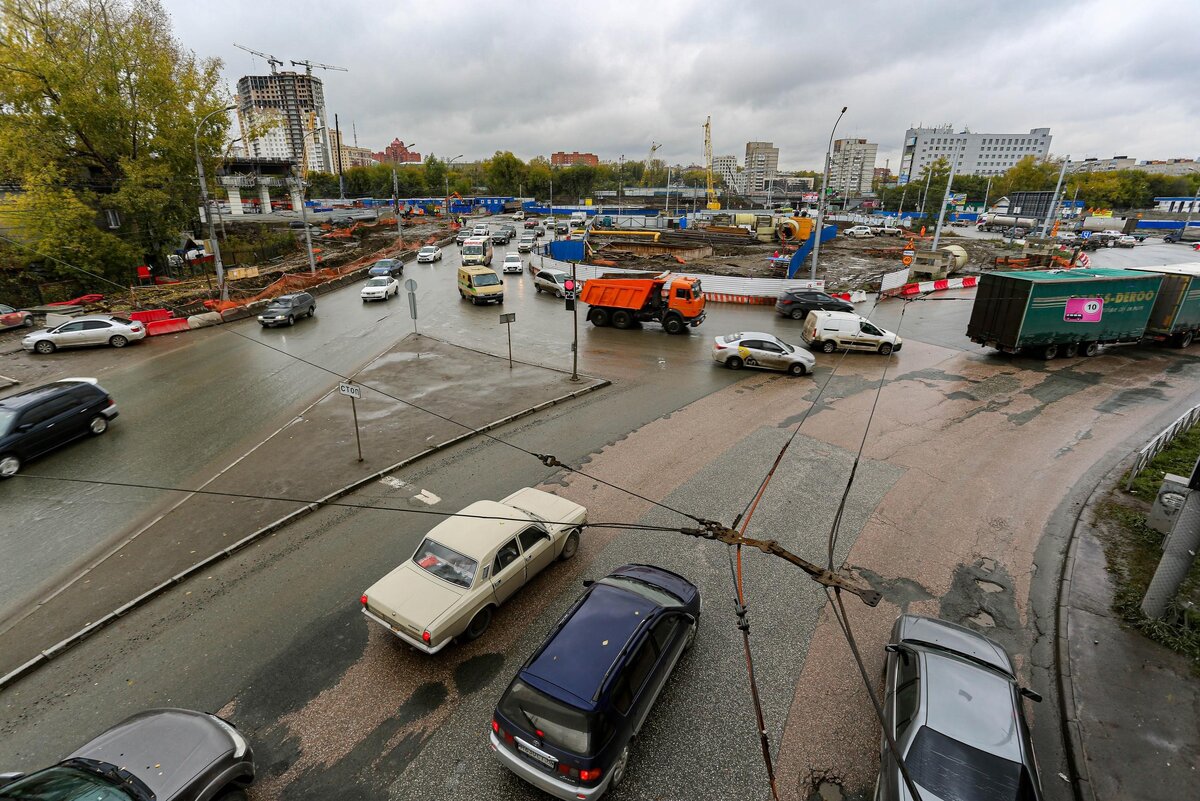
[{"left": 360, "top": 488, "right": 587, "bottom": 653}]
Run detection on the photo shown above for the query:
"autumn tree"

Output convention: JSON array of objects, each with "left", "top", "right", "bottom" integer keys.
[{"left": 0, "top": 0, "right": 227, "bottom": 284}]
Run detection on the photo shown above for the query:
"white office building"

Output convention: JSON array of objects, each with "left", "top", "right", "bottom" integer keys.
[{"left": 899, "top": 125, "right": 1052, "bottom": 183}]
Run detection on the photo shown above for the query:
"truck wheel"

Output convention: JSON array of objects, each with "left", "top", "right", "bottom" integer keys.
[
  {"left": 726, "top": 356, "right": 744, "bottom": 370},
  {"left": 1083, "top": 341, "right": 1099, "bottom": 357},
  {"left": 612, "top": 310, "right": 633, "bottom": 329},
  {"left": 820, "top": 340, "right": 837, "bottom": 354},
  {"left": 663, "top": 316, "right": 685, "bottom": 335},
  {"left": 1176, "top": 332, "right": 1194, "bottom": 349},
  {"left": 1043, "top": 344, "right": 1058, "bottom": 360},
  {"left": 1064, "top": 343, "right": 1079, "bottom": 358},
  {"left": 591, "top": 308, "right": 611, "bottom": 327}
]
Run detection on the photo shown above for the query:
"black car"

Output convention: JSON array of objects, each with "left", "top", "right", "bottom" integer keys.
[
  {"left": 455, "top": 228, "right": 473, "bottom": 246},
  {"left": 256, "top": 292, "right": 315, "bottom": 327},
  {"left": 491, "top": 228, "right": 513, "bottom": 244},
  {"left": 0, "top": 378, "right": 117, "bottom": 478},
  {"left": 490, "top": 564, "right": 699, "bottom": 800},
  {"left": 776, "top": 289, "right": 854, "bottom": 320},
  {"left": 0, "top": 708, "right": 255, "bottom": 801}
]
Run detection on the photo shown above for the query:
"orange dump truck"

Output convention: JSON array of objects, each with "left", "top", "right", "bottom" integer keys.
[{"left": 579, "top": 271, "right": 706, "bottom": 334}]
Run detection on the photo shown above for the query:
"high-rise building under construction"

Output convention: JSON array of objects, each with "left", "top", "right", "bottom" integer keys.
[{"left": 236, "top": 71, "right": 332, "bottom": 173}]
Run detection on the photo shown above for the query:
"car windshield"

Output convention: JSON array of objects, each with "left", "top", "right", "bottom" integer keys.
[
  {"left": 375, "top": 261, "right": 395, "bottom": 268},
  {"left": 0, "top": 765, "right": 135, "bottom": 801},
  {"left": 505, "top": 255, "right": 520, "bottom": 262},
  {"left": 500, "top": 679, "right": 594, "bottom": 754},
  {"left": 462, "top": 245, "right": 484, "bottom": 255},
  {"left": 691, "top": 280, "right": 702, "bottom": 298},
  {"left": 420, "top": 248, "right": 436, "bottom": 254},
  {"left": 366, "top": 277, "right": 389, "bottom": 287},
  {"left": 472, "top": 273, "right": 501, "bottom": 287},
  {"left": 411, "top": 538, "right": 477, "bottom": 588},
  {"left": 598, "top": 574, "right": 683, "bottom": 605},
  {"left": 906, "top": 726, "right": 1036, "bottom": 801},
  {"left": 270, "top": 298, "right": 294, "bottom": 307}
]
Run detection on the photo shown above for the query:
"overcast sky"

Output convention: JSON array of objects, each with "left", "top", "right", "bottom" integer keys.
[{"left": 164, "top": 0, "right": 1199, "bottom": 172}]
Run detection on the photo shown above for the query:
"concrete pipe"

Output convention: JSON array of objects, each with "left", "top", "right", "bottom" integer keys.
[
  {"left": 940, "top": 244, "right": 968, "bottom": 270},
  {"left": 777, "top": 217, "right": 815, "bottom": 242}
]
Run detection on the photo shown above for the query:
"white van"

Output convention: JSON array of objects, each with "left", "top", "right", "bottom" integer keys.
[
  {"left": 570, "top": 211, "right": 588, "bottom": 228},
  {"left": 800, "top": 310, "right": 902, "bottom": 355}
]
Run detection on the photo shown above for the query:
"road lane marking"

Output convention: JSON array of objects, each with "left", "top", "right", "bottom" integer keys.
[{"left": 413, "top": 489, "right": 440, "bottom": 505}]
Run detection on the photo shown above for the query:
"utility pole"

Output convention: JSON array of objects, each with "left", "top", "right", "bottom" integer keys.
[
  {"left": 1141, "top": 456, "right": 1200, "bottom": 619},
  {"left": 983, "top": 176, "right": 992, "bottom": 215},
  {"left": 334, "top": 113, "right": 345, "bottom": 200},
  {"left": 665, "top": 166, "right": 672, "bottom": 218},
  {"left": 193, "top": 105, "right": 236, "bottom": 301},
  {"left": 1040, "top": 155, "right": 1069, "bottom": 237},
  {"left": 292, "top": 165, "right": 319, "bottom": 275},
  {"left": 932, "top": 139, "right": 963, "bottom": 250},
  {"left": 618, "top": 154, "right": 624, "bottom": 213},
  {"left": 392, "top": 168, "right": 403, "bottom": 243},
  {"left": 809, "top": 105, "right": 848, "bottom": 281},
  {"left": 1179, "top": 184, "right": 1200, "bottom": 237},
  {"left": 570, "top": 260, "right": 580, "bottom": 382}
]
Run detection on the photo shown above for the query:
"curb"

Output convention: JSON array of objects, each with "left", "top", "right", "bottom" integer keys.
[
  {"left": 0, "top": 375, "right": 610, "bottom": 691},
  {"left": 1055, "top": 461, "right": 1125, "bottom": 801}
]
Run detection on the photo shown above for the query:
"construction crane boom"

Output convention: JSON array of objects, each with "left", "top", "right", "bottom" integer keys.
[
  {"left": 646, "top": 141, "right": 661, "bottom": 185},
  {"left": 234, "top": 43, "right": 283, "bottom": 74},
  {"left": 291, "top": 59, "right": 349, "bottom": 75},
  {"left": 703, "top": 117, "right": 720, "bottom": 211}
]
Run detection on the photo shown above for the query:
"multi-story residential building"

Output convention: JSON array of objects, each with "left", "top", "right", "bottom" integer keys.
[
  {"left": 329, "top": 129, "right": 379, "bottom": 170},
  {"left": 712, "top": 155, "right": 743, "bottom": 193},
  {"left": 1069, "top": 156, "right": 1200, "bottom": 176},
  {"left": 898, "top": 125, "right": 1052, "bottom": 182},
  {"left": 829, "top": 138, "right": 878, "bottom": 197},
  {"left": 236, "top": 71, "right": 332, "bottom": 173},
  {"left": 373, "top": 138, "right": 421, "bottom": 164},
  {"left": 1067, "top": 156, "right": 1138, "bottom": 173},
  {"left": 744, "top": 141, "right": 779, "bottom": 192},
  {"left": 551, "top": 151, "right": 600, "bottom": 166},
  {"left": 1132, "top": 159, "right": 1200, "bottom": 176}
]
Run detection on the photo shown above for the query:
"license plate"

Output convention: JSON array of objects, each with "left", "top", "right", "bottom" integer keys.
[{"left": 517, "top": 742, "right": 556, "bottom": 770}]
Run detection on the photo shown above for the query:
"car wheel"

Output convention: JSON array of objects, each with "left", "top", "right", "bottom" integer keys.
[
  {"left": 684, "top": 619, "right": 698, "bottom": 650},
  {"left": 726, "top": 356, "right": 744, "bottom": 370},
  {"left": 591, "top": 308, "right": 611, "bottom": 327},
  {"left": 788, "top": 362, "right": 807, "bottom": 376},
  {"left": 308, "top": 305, "right": 315, "bottom": 317},
  {"left": 88, "top": 416, "right": 108, "bottom": 435},
  {"left": 1083, "top": 341, "right": 1099, "bottom": 357},
  {"left": 0, "top": 454, "right": 20, "bottom": 479},
  {"left": 612, "top": 310, "right": 633, "bottom": 329},
  {"left": 287, "top": 315, "right": 295, "bottom": 326},
  {"left": 33, "top": 339, "right": 56, "bottom": 354},
  {"left": 610, "top": 745, "right": 630, "bottom": 789},
  {"left": 463, "top": 606, "right": 493, "bottom": 641},
  {"left": 821, "top": 340, "right": 837, "bottom": 354},
  {"left": 790, "top": 308, "right": 806, "bottom": 320},
  {"left": 535, "top": 284, "right": 542, "bottom": 293},
  {"left": 878, "top": 343, "right": 893, "bottom": 356},
  {"left": 560, "top": 529, "right": 580, "bottom": 560},
  {"left": 22, "top": 316, "right": 33, "bottom": 327}
]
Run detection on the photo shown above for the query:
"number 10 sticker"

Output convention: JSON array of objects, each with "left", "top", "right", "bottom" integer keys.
[{"left": 1064, "top": 297, "right": 1103, "bottom": 323}]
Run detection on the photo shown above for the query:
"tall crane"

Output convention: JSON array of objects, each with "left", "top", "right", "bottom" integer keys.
[
  {"left": 291, "top": 59, "right": 348, "bottom": 76},
  {"left": 646, "top": 141, "right": 661, "bottom": 185},
  {"left": 703, "top": 117, "right": 720, "bottom": 211},
  {"left": 233, "top": 43, "right": 283, "bottom": 74}
]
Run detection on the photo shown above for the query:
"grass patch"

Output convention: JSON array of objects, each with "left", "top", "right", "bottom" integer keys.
[{"left": 1100, "top": 426, "right": 1200, "bottom": 672}]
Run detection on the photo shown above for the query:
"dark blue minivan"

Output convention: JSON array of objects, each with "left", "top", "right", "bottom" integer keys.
[{"left": 489, "top": 564, "right": 700, "bottom": 799}]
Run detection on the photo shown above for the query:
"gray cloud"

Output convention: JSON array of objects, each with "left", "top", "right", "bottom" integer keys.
[{"left": 164, "top": 0, "right": 1200, "bottom": 170}]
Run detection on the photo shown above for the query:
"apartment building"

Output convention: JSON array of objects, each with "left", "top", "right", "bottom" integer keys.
[
  {"left": 744, "top": 141, "right": 779, "bottom": 192},
  {"left": 236, "top": 71, "right": 332, "bottom": 173},
  {"left": 829, "top": 138, "right": 878, "bottom": 197},
  {"left": 551, "top": 151, "right": 600, "bottom": 166},
  {"left": 712, "top": 155, "right": 743, "bottom": 193},
  {"left": 898, "top": 125, "right": 1052, "bottom": 182},
  {"left": 329, "top": 129, "right": 379, "bottom": 170}
]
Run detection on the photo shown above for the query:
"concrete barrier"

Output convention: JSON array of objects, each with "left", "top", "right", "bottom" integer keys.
[{"left": 188, "top": 312, "right": 223, "bottom": 329}]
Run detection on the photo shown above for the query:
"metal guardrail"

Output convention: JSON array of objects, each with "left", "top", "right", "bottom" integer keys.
[{"left": 1126, "top": 403, "right": 1200, "bottom": 490}]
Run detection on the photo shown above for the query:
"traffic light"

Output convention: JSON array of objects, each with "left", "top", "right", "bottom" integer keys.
[{"left": 563, "top": 278, "right": 576, "bottom": 311}]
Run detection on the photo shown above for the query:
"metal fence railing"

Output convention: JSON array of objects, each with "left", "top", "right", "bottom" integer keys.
[{"left": 1126, "top": 403, "right": 1200, "bottom": 489}]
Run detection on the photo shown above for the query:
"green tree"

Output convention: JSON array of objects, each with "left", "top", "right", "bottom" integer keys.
[
  {"left": 0, "top": 0, "right": 226, "bottom": 283},
  {"left": 423, "top": 154, "right": 447, "bottom": 196},
  {"left": 483, "top": 151, "right": 526, "bottom": 195}
]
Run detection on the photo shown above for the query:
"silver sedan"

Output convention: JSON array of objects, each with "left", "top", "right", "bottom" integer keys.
[
  {"left": 22, "top": 314, "right": 146, "bottom": 354},
  {"left": 712, "top": 331, "right": 815, "bottom": 376}
]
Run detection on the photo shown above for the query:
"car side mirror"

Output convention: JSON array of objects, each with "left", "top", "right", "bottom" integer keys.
[
  {"left": 15, "top": 423, "right": 32, "bottom": 433},
  {"left": 1019, "top": 686, "right": 1043, "bottom": 703}
]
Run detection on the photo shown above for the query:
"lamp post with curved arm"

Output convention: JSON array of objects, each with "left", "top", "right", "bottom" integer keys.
[
  {"left": 194, "top": 105, "right": 236, "bottom": 300},
  {"left": 809, "top": 106, "right": 848, "bottom": 281},
  {"left": 444, "top": 154, "right": 464, "bottom": 220}
]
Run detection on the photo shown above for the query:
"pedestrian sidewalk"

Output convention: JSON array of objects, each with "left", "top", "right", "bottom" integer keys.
[
  {"left": 0, "top": 334, "right": 606, "bottom": 681},
  {"left": 1059, "top": 487, "right": 1199, "bottom": 801}
]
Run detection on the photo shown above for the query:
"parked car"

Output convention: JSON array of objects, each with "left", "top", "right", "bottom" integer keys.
[
  {"left": 712, "top": 332, "right": 815, "bottom": 376},
  {"left": 533, "top": 269, "right": 572, "bottom": 297},
  {"left": 489, "top": 564, "right": 700, "bottom": 800},
  {"left": 1115, "top": 235, "right": 1137, "bottom": 248},
  {"left": 775, "top": 288, "right": 854, "bottom": 320},
  {"left": 800, "top": 310, "right": 902, "bottom": 354},
  {"left": 502, "top": 253, "right": 524, "bottom": 274},
  {"left": 456, "top": 228, "right": 474, "bottom": 246},
  {"left": 949, "top": 220, "right": 970, "bottom": 228},
  {"left": 0, "top": 708, "right": 255, "bottom": 800},
  {"left": 329, "top": 215, "right": 353, "bottom": 227},
  {"left": 360, "top": 488, "right": 587, "bottom": 652},
  {"left": 22, "top": 314, "right": 145, "bottom": 354},
  {"left": 0, "top": 378, "right": 118, "bottom": 478},
  {"left": 518, "top": 234, "right": 537, "bottom": 253},
  {"left": 417, "top": 245, "right": 443, "bottom": 263},
  {"left": 361, "top": 276, "right": 399, "bottom": 302},
  {"left": 368, "top": 258, "right": 403, "bottom": 277},
  {"left": 0, "top": 303, "right": 33, "bottom": 330},
  {"left": 875, "top": 615, "right": 1044, "bottom": 801},
  {"left": 257, "top": 292, "right": 315, "bottom": 327},
  {"left": 1056, "top": 232, "right": 1078, "bottom": 243},
  {"left": 844, "top": 225, "right": 875, "bottom": 238},
  {"left": 872, "top": 225, "right": 903, "bottom": 236}
]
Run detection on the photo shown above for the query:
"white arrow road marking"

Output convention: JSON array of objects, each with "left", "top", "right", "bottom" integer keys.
[{"left": 413, "top": 489, "right": 441, "bottom": 505}]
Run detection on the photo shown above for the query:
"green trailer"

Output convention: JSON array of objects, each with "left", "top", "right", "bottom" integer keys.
[
  {"left": 967, "top": 268, "right": 1163, "bottom": 359},
  {"left": 1126, "top": 263, "right": 1200, "bottom": 348}
]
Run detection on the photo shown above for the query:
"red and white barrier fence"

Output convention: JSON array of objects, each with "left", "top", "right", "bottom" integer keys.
[{"left": 894, "top": 275, "right": 978, "bottom": 296}]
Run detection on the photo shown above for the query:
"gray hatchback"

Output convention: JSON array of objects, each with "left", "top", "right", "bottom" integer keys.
[{"left": 875, "top": 615, "right": 1044, "bottom": 801}]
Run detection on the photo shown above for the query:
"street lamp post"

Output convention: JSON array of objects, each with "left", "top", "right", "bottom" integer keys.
[
  {"left": 391, "top": 142, "right": 414, "bottom": 244},
  {"left": 445, "top": 154, "right": 464, "bottom": 220},
  {"left": 194, "top": 104, "right": 236, "bottom": 301},
  {"left": 292, "top": 127, "right": 328, "bottom": 276},
  {"left": 809, "top": 106, "right": 847, "bottom": 281}
]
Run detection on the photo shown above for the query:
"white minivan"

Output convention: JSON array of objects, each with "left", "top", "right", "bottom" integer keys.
[{"left": 800, "top": 310, "right": 902, "bottom": 355}]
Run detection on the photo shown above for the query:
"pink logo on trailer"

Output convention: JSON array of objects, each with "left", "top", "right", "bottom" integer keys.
[{"left": 1064, "top": 297, "right": 1103, "bottom": 322}]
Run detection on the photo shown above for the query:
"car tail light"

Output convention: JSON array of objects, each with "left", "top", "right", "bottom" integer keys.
[
  {"left": 359, "top": 594, "right": 368, "bottom": 606},
  {"left": 579, "top": 767, "right": 602, "bottom": 782},
  {"left": 780, "top": 299, "right": 793, "bottom": 305},
  {"left": 492, "top": 717, "right": 514, "bottom": 746},
  {"left": 105, "top": 397, "right": 114, "bottom": 407},
  {"left": 714, "top": 343, "right": 727, "bottom": 350},
  {"left": 491, "top": 719, "right": 500, "bottom": 734},
  {"left": 422, "top": 630, "right": 431, "bottom": 643}
]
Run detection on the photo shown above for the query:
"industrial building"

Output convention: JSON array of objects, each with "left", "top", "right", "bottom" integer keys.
[
  {"left": 898, "top": 125, "right": 1052, "bottom": 182},
  {"left": 236, "top": 71, "right": 333, "bottom": 174},
  {"left": 744, "top": 141, "right": 779, "bottom": 192},
  {"left": 829, "top": 138, "right": 878, "bottom": 197}
]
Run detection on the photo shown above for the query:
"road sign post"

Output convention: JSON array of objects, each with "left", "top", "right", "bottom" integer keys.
[
  {"left": 338, "top": 382, "right": 364, "bottom": 462},
  {"left": 405, "top": 278, "right": 418, "bottom": 336},
  {"left": 499, "top": 312, "right": 516, "bottom": 368},
  {"left": 566, "top": 264, "right": 580, "bottom": 382}
]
